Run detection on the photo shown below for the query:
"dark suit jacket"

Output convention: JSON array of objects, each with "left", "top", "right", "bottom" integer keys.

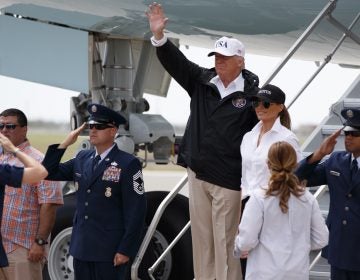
[
  {"left": 296, "top": 151, "right": 360, "bottom": 271},
  {"left": 42, "top": 144, "right": 146, "bottom": 262}
]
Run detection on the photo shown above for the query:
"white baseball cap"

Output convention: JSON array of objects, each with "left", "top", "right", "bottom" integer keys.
[{"left": 208, "top": 36, "right": 245, "bottom": 57}]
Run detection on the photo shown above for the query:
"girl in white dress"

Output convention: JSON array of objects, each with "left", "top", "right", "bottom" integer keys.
[{"left": 234, "top": 141, "right": 328, "bottom": 280}]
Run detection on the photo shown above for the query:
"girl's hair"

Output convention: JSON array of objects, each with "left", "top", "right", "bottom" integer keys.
[
  {"left": 279, "top": 106, "right": 291, "bottom": 130},
  {"left": 265, "top": 141, "right": 304, "bottom": 213}
]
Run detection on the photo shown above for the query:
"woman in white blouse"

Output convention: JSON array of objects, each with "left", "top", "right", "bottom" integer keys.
[
  {"left": 234, "top": 141, "right": 329, "bottom": 280},
  {"left": 241, "top": 84, "right": 302, "bottom": 200}
]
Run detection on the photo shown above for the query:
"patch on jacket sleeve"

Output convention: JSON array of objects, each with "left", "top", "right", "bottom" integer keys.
[
  {"left": 232, "top": 97, "right": 246, "bottom": 108},
  {"left": 133, "top": 170, "right": 145, "bottom": 195}
]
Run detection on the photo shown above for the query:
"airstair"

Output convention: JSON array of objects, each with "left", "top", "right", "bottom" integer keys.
[
  {"left": 261, "top": 1, "right": 360, "bottom": 279},
  {"left": 132, "top": 0, "right": 360, "bottom": 279}
]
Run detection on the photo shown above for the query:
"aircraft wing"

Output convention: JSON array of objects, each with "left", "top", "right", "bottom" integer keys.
[
  {"left": 1, "top": 0, "right": 359, "bottom": 61},
  {"left": 0, "top": 0, "right": 359, "bottom": 93}
]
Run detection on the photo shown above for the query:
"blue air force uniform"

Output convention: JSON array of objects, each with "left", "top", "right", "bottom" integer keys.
[
  {"left": 0, "top": 165, "right": 24, "bottom": 267},
  {"left": 296, "top": 108, "right": 360, "bottom": 278},
  {"left": 42, "top": 104, "right": 146, "bottom": 279}
]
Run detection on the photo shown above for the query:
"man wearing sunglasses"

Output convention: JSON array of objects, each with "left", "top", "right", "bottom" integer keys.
[
  {"left": 296, "top": 108, "right": 360, "bottom": 280},
  {"left": 0, "top": 108, "right": 63, "bottom": 280},
  {"left": 42, "top": 103, "right": 146, "bottom": 280}
]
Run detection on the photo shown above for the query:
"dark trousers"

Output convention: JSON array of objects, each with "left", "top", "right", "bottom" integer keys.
[
  {"left": 240, "top": 196, "right": 250, "bottom": 279},
  {"left": 331, "top": 266, "right": 360, "bottom": 280},
  {"left": 74, "top": 258, "right": 127, "bottom": 280}
]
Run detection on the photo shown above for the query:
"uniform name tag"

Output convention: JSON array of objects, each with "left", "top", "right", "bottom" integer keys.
[{"left": 330, "top": 170, "right": 340, "bottom": 176}]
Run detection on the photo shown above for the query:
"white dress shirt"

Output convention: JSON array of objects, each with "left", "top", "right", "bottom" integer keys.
[
  {"left": 150, "top": 35, "right": 168, "bottom": 47},
  {"left": 209, "top": 74, "right": 244, "bottom": 99},
  {"left": 240, "top": 117, "right": 302, "bottom": 199},
  {"left": 234, "top": 188, "right": 329, "bottom": 280},
  {"left": 95, "top": 144, "right": 115, "bottom": 164}
]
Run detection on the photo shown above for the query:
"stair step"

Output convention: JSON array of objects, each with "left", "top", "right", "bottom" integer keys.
[
  {"left": 343, "top": 98, "right": 360, "bottom": 107},
  {"left": 321, "top": 125, "right": 344, "bottom": 135}
]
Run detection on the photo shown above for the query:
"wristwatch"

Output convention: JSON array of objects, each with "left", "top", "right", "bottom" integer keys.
[
  {"left": 35, "top": 237, "right": 48, "bottom": 246},
  {"left": 11, "top": 148, "right": 20, "bottom": 157}
]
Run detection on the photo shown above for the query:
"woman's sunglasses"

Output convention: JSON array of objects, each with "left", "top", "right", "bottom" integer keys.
[{"left": 252, "top": 100, "right": 274, "bottom": 109}]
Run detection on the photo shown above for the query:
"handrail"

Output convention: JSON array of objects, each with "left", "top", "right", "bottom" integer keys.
[
  {"left": 288, "top": 12, "right": 360, "bottom": 108},
  {"left": 309, "top": 184, "right": 330, "bottom": 278},
  {"left": 327, "top": 13, "right": 360, "bottom": 44},
  {"left": 263, "top": 0, "right": 337, "bottom": 87},
  {"left": 313, "top": 184, "right": 328, "bottom": 199},
  {"left": 131, "top": 174, "right": 189, "bottom": 280},
  {"left": 148, "top": 221, "right": 191, "bottom": 280},
  {"left": 309, "top": 252, "right": 323, "bottom": 271}
]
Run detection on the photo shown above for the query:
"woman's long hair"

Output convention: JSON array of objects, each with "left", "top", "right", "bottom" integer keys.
[
  {"left": 265, "top": 141, "right": 304, "bottom": 213},
  {"left": 279, "top": 106, "right": 291, "bottom": 130}
]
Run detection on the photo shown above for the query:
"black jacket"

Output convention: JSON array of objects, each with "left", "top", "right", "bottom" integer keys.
[{"left": 157, "top": 40, "right": 259, "bottom": 190}]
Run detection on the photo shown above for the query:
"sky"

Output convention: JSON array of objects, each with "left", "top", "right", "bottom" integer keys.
[{"left": 0, "top": 44, "right": 359, "bottom": 130}]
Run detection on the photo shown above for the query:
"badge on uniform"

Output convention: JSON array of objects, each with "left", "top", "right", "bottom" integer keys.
[
  {"left": 133, "top": 170, "right": 144, "bottom": 195},
  {"left": 102, "top": 161, "right": 121, "bottom": 182},
  {"left": 105, "top": 187, "right": 112, "bottom": 197}
]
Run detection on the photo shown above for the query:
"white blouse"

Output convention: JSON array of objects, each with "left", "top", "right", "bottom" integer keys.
[
  {"left": 234, "top": 188, "right": 329, "bottom": 280},
  {"left": 240, "top": 117, "right": 302, "bottom": 199}
]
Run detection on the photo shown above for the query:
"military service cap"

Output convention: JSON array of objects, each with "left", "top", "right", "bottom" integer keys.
[
  {"left": 341, "top": 108, "right": 360, "bottom": 131},
  {"left": 87, "top": 103, "right": 126, "bottom": 127}
]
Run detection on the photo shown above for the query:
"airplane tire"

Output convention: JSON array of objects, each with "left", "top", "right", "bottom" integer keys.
[
  {"left": 137, "top": 191, "right": 194, "bottom": 280},
  {"left": 46, "top": 192, "right": 76, "bottom": 280}
]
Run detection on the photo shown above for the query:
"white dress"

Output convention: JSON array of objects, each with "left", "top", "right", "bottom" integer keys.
[{"left": 234, "top": 188, "right": 329, "bottom": 280}]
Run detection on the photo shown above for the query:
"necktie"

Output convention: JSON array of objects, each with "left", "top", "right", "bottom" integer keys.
[
  {"left": 351, "top": 159, "right": 358, "bottom": 181},
  {"left": 92, "top": 155, "right": 101, "bottom": 171}
]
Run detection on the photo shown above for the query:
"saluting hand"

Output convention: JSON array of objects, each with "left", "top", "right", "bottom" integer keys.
[
  {"left": 113, "top": 252, "right": 129, "bottom": 267},
  {"left": 146, "top": 2, "right": 168, "bottom": 40},
  {"left": 310, "top": 128, "right": 342, "bottom": 163},
  {"left": 58, "top": 123, "right": 86, "bottom": 149}
]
